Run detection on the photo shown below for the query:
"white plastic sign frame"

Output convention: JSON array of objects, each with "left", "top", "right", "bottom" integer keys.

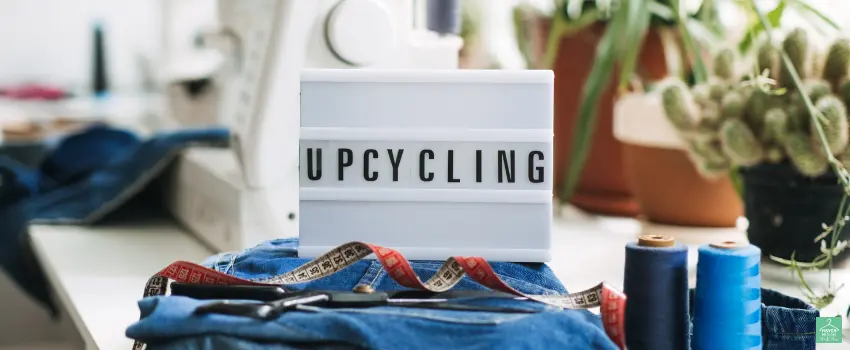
[{"left": 297, "top": 69, "right": 554, "bottom": 262}]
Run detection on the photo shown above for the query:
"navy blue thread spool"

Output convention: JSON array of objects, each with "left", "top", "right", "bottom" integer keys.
[
  {"left": 693, "top": 241, "right": 762, "bottom": 350},
  {"left": 624, "top": 235, "right": 690, "bottom": 350}
]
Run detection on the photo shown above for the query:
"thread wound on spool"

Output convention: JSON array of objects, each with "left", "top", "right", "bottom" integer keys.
[
  {"left": 624, "top": 241, "right": 689, "bottom": 350},
  {"left": 637, "top": 235, "right": 675, "bottom": 247},
  {"left": 692, "top": 244, "right": 762, "bottom": 350}
]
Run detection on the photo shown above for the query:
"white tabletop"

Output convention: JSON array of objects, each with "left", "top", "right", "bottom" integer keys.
[
  {"left": 29, "top": 216, "right": 213, "bottom": 350},
  {"left": 28, "top": 205, "right": 850, "bottom": 349}
]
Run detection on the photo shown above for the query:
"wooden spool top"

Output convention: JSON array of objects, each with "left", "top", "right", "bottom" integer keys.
[{"left": 637, "top": 235, "right": 675, "bottom": 248}]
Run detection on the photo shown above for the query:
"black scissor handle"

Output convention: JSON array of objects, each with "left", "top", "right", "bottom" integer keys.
[{"left": 171, "top": 282, "right": 289, "bottom": 301}]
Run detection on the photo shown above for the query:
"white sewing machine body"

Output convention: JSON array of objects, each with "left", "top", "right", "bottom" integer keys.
[
  {"left": 298, "top": 69, "right": 554, "bottom": 262},
  {"left": 166, "top": 0, "right": 463, "bottom": 251}
]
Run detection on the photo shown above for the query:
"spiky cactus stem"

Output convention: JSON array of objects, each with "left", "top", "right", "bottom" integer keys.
[
  {"left": 824, "top": 38, "right": 850, "bottom": 90},
  {"left": 784, "top": 131, "right": 829, "bottom": 177},
  {"left": 660, "top": 81, "right": 699, "bottom": 131},
  {"left": 781, "top": 28, "right": 810, "bottom": 89},
  {"left": 813, "top": 95, "right": 850, "bottom": 156},
  {"left": 762, "top": 108, "right": 789, "bottom": 144},
  {"left": 681, "top": 135, "right": 729, "bottom": 179},
  {"left": 721, "top": 91, "right": 744, "bottom": 120},
  {"left": 757, "top": 39, "right": 779, "bottom": 80},
  {"left": 719, "top": 119, "right": 765, "bottom": 166},
  {"left": 713, "top": 48, "right": 736, "bottom": 81},
  {"left": 744, "top": 89, "right": 770, "bottom": 134}
]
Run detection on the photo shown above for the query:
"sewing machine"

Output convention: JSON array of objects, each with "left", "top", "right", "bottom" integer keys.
[{"left": 165, "top": 0, "right": 464, "bottom": 252}]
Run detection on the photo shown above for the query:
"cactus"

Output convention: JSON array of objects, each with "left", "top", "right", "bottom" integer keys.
[
  {"left": 839, "top": 80, "right": 850, "bottom": 109},
  {"left": 823, "top": 38, "right": 850, "bottom": 89},
  {"left": 781, "top": 28, "right": 810, "bottom": 88},
  {"left": 713, "top": 48, "right": 736, "bottom": 81},
  {"left": 744, "top": 89, "right": 770, "bottom": 132},
  {"left": 719, "top": 119, "right": 765, "bottom": 166},
  {"left": 684, "top": 138, "right": 730, "bottom": 179},
  {"left": 812, "top": 95, "right": 850, "bottom": 155},
  {"left": 661, "top": 81, "right": 699, "bottom": 131},
  {"left": 784, "top": 131, "right": 829, "bottom": 177},
  {"left": 691, "top": 83, "right": 712, "bottom": 107},
  {"left": 762, "top": 108, "right": 790, "bottom": 144},
  {"left": 806, "top": 80, "right": 832, "bottom": 104},
  {"left": 721, "top": 91, "right": 745, "bottom": 120},
  {"left": 657, "top": 33, "right": 850, "bottom": 181},
  {"left": 699, "top": 100, "right": 722, "bottom": 128},
  {"left": 708, "top": 78, "right": 728, "bottom": 102},
  {"left": 757, "top": 40, "right": 780, "bottom": 79},
  {"left": 786, "top": 91, "right": 811, "bottom": 130}
]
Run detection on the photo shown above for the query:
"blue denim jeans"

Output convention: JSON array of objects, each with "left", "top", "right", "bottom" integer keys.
[
  {"left": 0, "top": 125, "right": 232, "bottom": 315},
  {"left": 126, "top": 238, "right": 618, "bottom": 350},
  {"left": 125, "top": 238, "right": 822, "bottom": 350},
  {"left": 758, "top": 289, "right": 819, "bottom": 349}
]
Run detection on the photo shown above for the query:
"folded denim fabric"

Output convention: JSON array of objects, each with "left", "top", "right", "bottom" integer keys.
[
  {"left": 126, "top": 239, "right": 617, "bottom": 350},
  {"left": 0, "top": 124, "right": 231, "bottom": 314},
  {"left": 125, "top": 238, "right": 823, "bottom": 350}
]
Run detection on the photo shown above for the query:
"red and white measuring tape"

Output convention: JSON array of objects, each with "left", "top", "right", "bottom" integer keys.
[{"left": 132, "top": 242, "right": 626, "bottom": 350}]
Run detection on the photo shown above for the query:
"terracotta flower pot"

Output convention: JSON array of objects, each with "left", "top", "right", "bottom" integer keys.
[
  {"left": 614, "top": 93, "right": 743, "bottom": 227},
  {"left": 521, "top": 14, "right": 678, "bottom": 216}
]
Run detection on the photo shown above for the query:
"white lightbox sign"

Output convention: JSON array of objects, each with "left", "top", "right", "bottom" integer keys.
[{"left": 297, "top": 69, "right": 554, "bottom": 262}]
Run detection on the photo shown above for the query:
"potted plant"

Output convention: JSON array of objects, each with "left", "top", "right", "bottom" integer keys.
[
  {"left": 512, "top": 0, "right": 721, "bottom": 216},
  {"left": 611, "top": 48, "right": 743, "bottom": 227},
  {"left": 658, "top": 29, "right": 850, "bottom": 263}
]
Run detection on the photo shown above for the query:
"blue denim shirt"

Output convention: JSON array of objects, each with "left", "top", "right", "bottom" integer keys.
[
  {"left": 0, "top": 125, "right": 232, "bottom": 315},
  {"left": 125, "top": 238, "right": 822, "bottom": 350}
]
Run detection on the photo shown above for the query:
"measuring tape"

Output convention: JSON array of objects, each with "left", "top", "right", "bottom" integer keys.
[{"left": 132, "top": 242, "right": 626, "bottom": 350}]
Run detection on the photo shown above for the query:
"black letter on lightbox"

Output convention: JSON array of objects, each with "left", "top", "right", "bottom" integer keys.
[
  {"left": 498, "top": 150, "right": 516, "bottom": 183},
  {"left": 338, "top": 148, "right": 353, "bottom": 181},
  {"left": 307, "top": 148, "right": 322, "bottom": 181},
  {"left": 447, "top": 150, "right": 460, "bottom": 183},
  {"left": 364, "top": 149, "right": 379, "bottom": 181},
  {"left": 475, "top": 150, "right": 482, "bottom": 183},
  {"left": 419, "top": 150, "right": 434, "bottom": 182},
  {"left": 528, "top": 151, "right": 544, "bottom": 183},
  {"left": 388, "top": 149, "right": 404, "bottom": 182}
]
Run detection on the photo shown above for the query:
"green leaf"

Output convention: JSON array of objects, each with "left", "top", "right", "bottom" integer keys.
[
  {"left": 674, "top": 0, "right": 707, "bottom": 83},
  {"left": 617, "top": 0, "right": 653, "bottom": 89},
  {"left": 560, "top": 6, "right": 628, "bottom": 200},
  {"left": 737, "top": 0, "right": 786, "bottom": 54}
]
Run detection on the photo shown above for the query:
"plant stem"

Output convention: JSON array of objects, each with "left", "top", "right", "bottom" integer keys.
[{"left": 829, "top": 197, "right": 850, "bottom": 285}]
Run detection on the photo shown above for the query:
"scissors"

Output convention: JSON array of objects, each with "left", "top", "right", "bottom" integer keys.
[{"left": 192, "top": 290, "right": 540, "bottom": 320}]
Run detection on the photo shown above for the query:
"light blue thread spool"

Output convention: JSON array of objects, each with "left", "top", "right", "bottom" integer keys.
[{"left": 693, "top": 241, "right": 762, "bottom": 350}]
